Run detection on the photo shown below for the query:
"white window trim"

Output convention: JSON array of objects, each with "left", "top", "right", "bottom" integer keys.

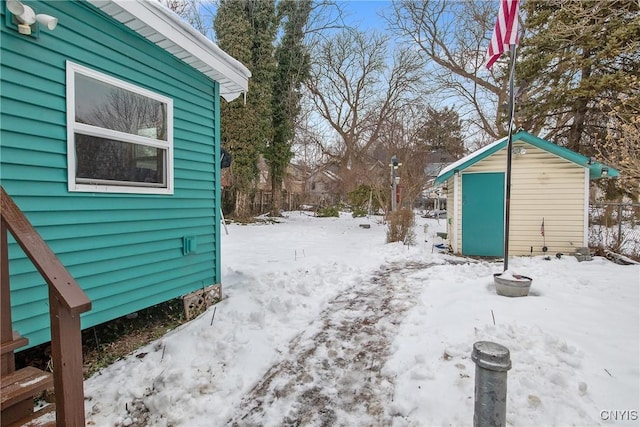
[{"left": 66, "top": 61, "right": 174, "bottom": 195}]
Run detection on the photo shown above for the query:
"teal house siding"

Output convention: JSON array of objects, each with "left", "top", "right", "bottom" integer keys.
[{"left": 0, "top": 1, "right": 248, "bottom": 348}]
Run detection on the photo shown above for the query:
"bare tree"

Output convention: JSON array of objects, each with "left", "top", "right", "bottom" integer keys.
[
  {"left": 305, "top": 28, "right": 426, "bottom": 197},
  {"left": 376, "top": 105, "right": 428, "bottom": 208},
  {"left": 160, "top": 0, "right": 217, "bottom": 39},
  {"left": 387, "top": 0, "right": 506, "bottom": 141},
  {"left": 292, "top": 90, "right": 331, "bottom": 169},
  {"left": 388, "top": 0, "right": 640, "bottom": 155},
  {"left": 597, "top": 81, "right": 640, "bottom": 198},
  {"left": 374, "top": 103, "right": 465, "bottom": 208}
]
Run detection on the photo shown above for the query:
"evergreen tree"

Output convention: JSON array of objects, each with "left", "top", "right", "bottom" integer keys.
[
  {"left": 517, "top": 0, "right": 640, "bottom": 154},
  {"left": 597, "top": 75, "right": 640, "bottom": 198},
  {"left": 265, "top": 0, "right": 312, "bottom": 216},
  {"left": 416, "top": 107, "right": 465, "bottom": 160},
  {"left": 214, "top": 0, "right": 278, "bottom": 219}
]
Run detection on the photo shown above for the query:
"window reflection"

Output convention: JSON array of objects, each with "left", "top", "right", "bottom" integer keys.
[
  {"left": 75, "top": 134, "right": 164, "bottom": 185},
  {"left": 75, "top": 74, "right": 167, "bottom": 141}
]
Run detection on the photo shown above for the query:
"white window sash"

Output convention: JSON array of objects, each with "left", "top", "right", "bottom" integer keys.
[{"left": 66, "top": 61, "right": 174, "bottom": 195}]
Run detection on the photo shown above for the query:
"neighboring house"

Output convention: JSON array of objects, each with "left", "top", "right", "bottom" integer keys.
[
  {"left": 230, "top": 158, "right": 307, "bottom": 195},
  {"left": 425, "top": 150, "right": 460, "bottom": 187},
  {"left": 306, "top": 164, "right": 342, "bottom": 204},
  {"left": 284, "top": 162, "right": 308, "bottom": 195},
  {"left": 423, "top": 151, "right": 459, "bottom": 211},
  {"left": 1, "top": 0, "right": 250, "bottom": 348},
  {"left": 435, "top": 131, "right": 618, "bottom": 257},
  {"left": 259, "top": 156, "right": 306, "bottom": 189}
]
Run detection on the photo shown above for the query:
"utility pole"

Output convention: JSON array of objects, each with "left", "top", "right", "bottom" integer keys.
[{"left": 390, "top": 156, "right": 401, "bottom": 212}]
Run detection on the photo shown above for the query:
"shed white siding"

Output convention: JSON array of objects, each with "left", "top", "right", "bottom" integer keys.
[
  {"left": 449, "top": 143, "right": 587, "bottom": 256},
  {"left": 445, "top": 181, "right": 454, "bottom": 243}
]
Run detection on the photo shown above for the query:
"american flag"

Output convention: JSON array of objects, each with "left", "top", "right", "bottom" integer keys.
[{"left": 486, "top": 0, "right": 520, "bottom": 69}]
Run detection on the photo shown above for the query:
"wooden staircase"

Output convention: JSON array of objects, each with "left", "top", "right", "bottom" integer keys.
[
  {"left": 1, "top": 186, "right": 91, "bottom": 426},
  {"left": 1, "top": 365, "right": 54, "bottom": 427}
]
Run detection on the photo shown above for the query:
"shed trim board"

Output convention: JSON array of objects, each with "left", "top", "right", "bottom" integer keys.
[
  {"left": 452, "top": 172, "right": 459, "bottom": 253},
  {"left": 583, "top": 168, "right": 589, "bottom": 247},
  {"left": 461, "top": 173, "right": 505, "bottom": 256},
  {"left": 435, "top": 131, "right": 619, "bottom": 185},
  {"left": 1, "top": 0, "right": 248, "bottom": 348}
]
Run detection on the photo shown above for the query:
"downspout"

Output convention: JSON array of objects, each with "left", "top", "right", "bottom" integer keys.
[{"left": 453, "top": 171, "right": 460, "bottom": 253}]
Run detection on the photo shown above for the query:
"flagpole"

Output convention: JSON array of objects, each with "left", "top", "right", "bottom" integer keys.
[{"left": 503, "top": 44, "right": 517, "bottom": 272}]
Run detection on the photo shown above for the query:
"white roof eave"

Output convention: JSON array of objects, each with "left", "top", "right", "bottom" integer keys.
[
  {"left": 437, "top": 136, "right": 508, "bottom": 180},
  {"left": 88, "top": 0, "right": 251, "bottom": 102}
]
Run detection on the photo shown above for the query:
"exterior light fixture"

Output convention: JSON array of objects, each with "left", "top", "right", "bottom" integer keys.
[
  {"left": 6, "top": 0, "right": 58, "bottom": 35},
  {"left": 391, "top": 155, "right": 401, "bottom": 169},
  {"left": 511, "top": 146, "right": 526, "bottom": 155},
  {"left": 601, "top": 167, "right": 609, "bottom": 177}
]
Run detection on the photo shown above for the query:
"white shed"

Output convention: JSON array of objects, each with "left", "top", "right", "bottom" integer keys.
[{"left": 435, "top": 131, "right": 619, "bottom": 257}]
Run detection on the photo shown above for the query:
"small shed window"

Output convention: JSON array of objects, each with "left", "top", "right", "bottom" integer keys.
[{"left": 66, "top": 61, "right": 173, "bottom": 194}]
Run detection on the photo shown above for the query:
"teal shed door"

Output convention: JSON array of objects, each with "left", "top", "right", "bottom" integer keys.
[{"left": 462, "top": 173, "right": 505, "bottom": 256}]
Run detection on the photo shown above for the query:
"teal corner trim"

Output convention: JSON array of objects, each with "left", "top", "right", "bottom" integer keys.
[
  {"left": 435, "top": 131, "right": 620, "bottom": 184},
  {"left": 214, "top": 82, "right": 222, "bottom": 284}
]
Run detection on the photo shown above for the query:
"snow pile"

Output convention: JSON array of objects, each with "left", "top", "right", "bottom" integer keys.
[{"left": 84, "top": 212, "right": 639, "bottom": 426}]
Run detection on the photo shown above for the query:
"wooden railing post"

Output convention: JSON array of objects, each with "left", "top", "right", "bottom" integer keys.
[
  {"left": 1, "top": 186, "right": 91, "bottom": 426},
  {"left": 1, "top": 218, "right": 16, "bottom": 375},
  {"left": 49, "top": 289, "right": 86, "bottom": 427}
]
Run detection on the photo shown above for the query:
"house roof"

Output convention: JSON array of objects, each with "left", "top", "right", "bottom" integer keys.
[
  {"left": 88, "top": 0, "right": 251, "bottom": 102},
  {"left": 425, "top": 162, "right": 448, "bottom": 178},
  {"left": 435, "top": 131, "right": 619, "bottom": 184}
]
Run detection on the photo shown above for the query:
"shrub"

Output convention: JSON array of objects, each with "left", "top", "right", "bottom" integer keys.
[
  {"left": 316, "top": 206, "right": 340, "bottom": 217},
  {"left": 352, "top": 207, "right": 368, "bottom": 218},
  {"left": 589, "top": 202, "right": 640, "bottom": 261},
  {"left": 347, "top": 184, "right": 383, "bottom": 213},
  {"left": 386, "top": 209, "right": 415, "bottom": 244}
]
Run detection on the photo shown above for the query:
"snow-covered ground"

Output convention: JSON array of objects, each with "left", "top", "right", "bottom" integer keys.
[{"left": 84, "top": 212, "right": 640, "bottom": 426}]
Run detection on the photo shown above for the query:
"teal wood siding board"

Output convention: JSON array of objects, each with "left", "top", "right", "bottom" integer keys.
[
  {"left": 8, "top": 217, "right": 215, "bottom": 243},
  {"left": 8, "top": 191, "right": 217, "bottom": 213},
  {"left": 20, "top": 280, "right": 206, "bottom": 348},
  {"left": 10, "top": 241, "right": 216, "bottom": 299},
  {"left": 175, "top": 157, "right": 217, "bottom": 174},
  {"left": 1, "top": 1, "right": 221, "bottom": 348},
  {"left": 1, "top": 115, "right": 65, "bottom": 140},
  {"left": 1, "top": 91, "right": 66, "bottom": 125}
]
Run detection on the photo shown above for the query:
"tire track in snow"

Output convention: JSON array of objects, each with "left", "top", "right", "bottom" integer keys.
[{"left": 227, "top": 261, "right": 436, "bottom": 427}]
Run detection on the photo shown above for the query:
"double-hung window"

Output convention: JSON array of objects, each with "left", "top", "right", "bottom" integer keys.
[{"left": 67, "top": 61, "right": 173, "bottom": 194}]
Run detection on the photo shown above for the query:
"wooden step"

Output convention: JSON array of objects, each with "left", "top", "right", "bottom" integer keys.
[
  {"left": 0, "top": 331, "right": 28, "bottom": 355},
  {"left": 1, "top": 367, "right": 53, "bottom": 409},
  {"left": 1, "top": 366, "right": 53, "bottom": 426},
  {"left": 6, "top": 403, "right": 56, "bottom": 427}
]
